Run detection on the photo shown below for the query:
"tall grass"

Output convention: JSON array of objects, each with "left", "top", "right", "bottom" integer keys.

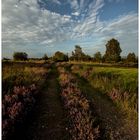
[
  {"left": 90, "top": 67, "right": 137, "bottom": 109},
  {"left": 2, "top": 62, "right": 47, "bottom": 95},
  {"left": 71, "top": 64, "right": 138, "bottom": 139},
  {"left": 71, "top": 65, "right": 138, "bottom": 112}
]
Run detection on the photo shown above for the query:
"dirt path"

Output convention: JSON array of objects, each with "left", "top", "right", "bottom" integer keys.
[
  {"left": 11, "top": 66, "right": 69, "bottom": 140},
  {"left": 76, "top": 76, "right": 138, "bottom": 140}
]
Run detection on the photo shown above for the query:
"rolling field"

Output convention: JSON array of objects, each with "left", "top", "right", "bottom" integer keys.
[{"left": 2, "top": 61, "right": 138, "bottom": 140}]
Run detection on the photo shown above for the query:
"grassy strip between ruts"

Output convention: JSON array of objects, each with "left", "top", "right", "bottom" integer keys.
[{"left": 57, "top": 63, "right": 99, "bottom": 140}]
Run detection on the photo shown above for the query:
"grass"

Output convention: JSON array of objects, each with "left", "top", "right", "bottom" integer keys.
[
  {"left": 88, "top": 67, "right": 138, "bottom": 124},
  {"left": 90, "top": 67, "right": 138, "bottom": 92},
  {"left": 2, "top": 62, "right": 48, "bottom": 95},
  {"left": 2, "top": 61, "right": 138, "bottom": 140},
  {"left": 2, "top": 61, "right": 51, "bottom": 139},
  {"left": 71, "top": 64, "right": 138, "bottom": 139},
  {"left": 71, "top": 64, "right": 138, "bottom": 114},
  {"left": 69, "top": 61, "right": 138, "bottom": 68}
]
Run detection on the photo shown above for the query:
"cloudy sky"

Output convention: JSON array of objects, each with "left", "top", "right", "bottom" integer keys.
[{"left": 2, "top": 0, "right": 138, "bottom": 58}]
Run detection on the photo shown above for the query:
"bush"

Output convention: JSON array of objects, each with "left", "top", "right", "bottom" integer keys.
[
  {"left": 53, "top": 51, "right": 68, "bottom": 62},
  {"left": 13, "top": 52, "right": 28, "bottom": 61}
]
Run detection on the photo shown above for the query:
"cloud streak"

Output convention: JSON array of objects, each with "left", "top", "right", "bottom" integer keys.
[{"left": 2, "top": 0, "right": 138, "bottom": 58}]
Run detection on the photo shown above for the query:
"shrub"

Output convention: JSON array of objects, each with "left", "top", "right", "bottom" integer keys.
[
  {"left": 57, "top": 66, "right": 99, "bottom": 140},
  {"left": 2, "top": 84, "right": 37, "bottom": 139},
  {"left": 13, "top": 52, "right": 28, "bottom": 61}
]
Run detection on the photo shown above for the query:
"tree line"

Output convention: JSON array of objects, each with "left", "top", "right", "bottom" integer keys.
[{"left": 10, "top": 38, "right": 137, "bottom": 63}]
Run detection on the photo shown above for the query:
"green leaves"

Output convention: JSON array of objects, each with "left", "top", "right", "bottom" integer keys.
[{"left": 104, "top": 38, "right": 122, "bottom": 62}]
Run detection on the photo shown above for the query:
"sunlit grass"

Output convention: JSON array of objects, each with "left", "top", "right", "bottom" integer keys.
[
  {"left": 71, "top": 64, "right": 138, "bottom": 111},
  {"left": 91, "top": 67, "right": 138, "bottom": 92},
  {"left": 2, "top": 62, "right": 47, "bottom": 94}
]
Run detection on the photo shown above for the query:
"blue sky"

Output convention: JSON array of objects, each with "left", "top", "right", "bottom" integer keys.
[{"left": 2, "top": 0, "right": 138, "bottom": 58}]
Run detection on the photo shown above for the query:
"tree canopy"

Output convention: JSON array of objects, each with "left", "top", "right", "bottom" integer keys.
[
  {"left": 53, "top": 51, "right": 68, "bottom": 62},
  {"left": 11, "top": 39, "right": 138, "bottom": 65},
  {"left": 94, "top": 52, "right": 102, "bottom": 62},
  {"left": 13, "top": 52, "right": 28, "bottom": 61},
  {"left": 42, "top": 54, "right": 48, "bottom": 60},
  {"left": 104, "top": 38, "right": 122, "bottom": 62},
  {"left": 126, "top": 52, "right": 136, "bottom": 63},
  {"left": 70, "top": 45, "right": 90, "bottom": 61}
]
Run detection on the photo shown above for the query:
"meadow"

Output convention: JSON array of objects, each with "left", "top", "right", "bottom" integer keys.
[
  {"left": 70, "top": 63, "right": 138, "bottom": 139},
  {"left": 71, "top": 64, "right": 138, "bottom": 110},
  {"left": 2, "top": 61, "right": 138, "bottom": 140}
]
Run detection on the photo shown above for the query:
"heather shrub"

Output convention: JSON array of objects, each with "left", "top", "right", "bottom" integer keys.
[
  {"left": 58, "top": 66, "right": 99, "bottom": 140},
  {"left": 2, "top": 62, "right": 50, "bottom": 139},
  {"left": 2, "top": 84, "right": 37, "bottom": 139}
]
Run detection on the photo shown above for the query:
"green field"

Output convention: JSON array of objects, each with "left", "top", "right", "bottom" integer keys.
[{"left": 71, "top": 64, "right": 138, "bottom": 111}]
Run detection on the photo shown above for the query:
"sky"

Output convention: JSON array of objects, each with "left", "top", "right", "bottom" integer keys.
[{"left": 2, "top": 0, "right": 138, "bottom": 58}]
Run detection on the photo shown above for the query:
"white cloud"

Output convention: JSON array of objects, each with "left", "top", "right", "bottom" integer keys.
[
  {"left": 72, "top": 12, "right": 80, "bottom": 16},
  {"left": 2, "top": 0, "right": 138, "bottom": 57},
  {"left": 100, "top": 13, "right": 138, "bottom": 37},
  {"left": 99, "top": 13, "right": 138, "bottom": 55},
  {"left": 2, "top": 0, "right": 75, "bottom": 49},
  {"left": 69, "top": 11, "right": 138, "bottom": 55},
  {"left": 81, "top": 12, "right": 138, "bottom": 55},
  {"left": 71, "top": 0, "right": 104, "bottom": 38}
]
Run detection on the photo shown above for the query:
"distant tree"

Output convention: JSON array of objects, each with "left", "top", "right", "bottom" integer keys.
[
  {"left": 2, "top": 57, "right": 10, "bottom": 61},
  {"left": 70, "top": 51, "right": 75, "bottom": 61},
  {"left": 126, "top": 52, "right": 136, "bottom": 63},
  {"left": 94, "top": 52, "right": 102, "bottom": 62},
  {"left": 53, "top": 51, "right": 68, "bottom": 62},
  {"left": 42, "top": 54, "right": 48, "bottom": 61},
  {"left": 104, "top": 38, "right": 122, "bottom": 62},
  {"left": 83, "top": 54, "right": 92, "bottom": 61},
  {"left": 74, "top": 45, "right": 83, "bottom": 56},
  {"left": 13, "top": 52, "right": 28, "bottom": 61},
  {"left": 121, "top": 56, "right": 127, "bottom": 63},
  {"left": 71, "top": 45, "right": 86, "bottom": 61}
]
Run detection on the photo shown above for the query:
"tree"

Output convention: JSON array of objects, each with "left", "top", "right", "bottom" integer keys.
[
  {"left": 71, "top": 45, "right": 86, "bottom": 61},
  {"left": 94, "top": 52, "right": 102, "bottom": 62},
  {"left": 13, "top": 52, "right": 28, "bottom": 61},
  {"left": 104, "top": 38, "right": 122, "bottom": 62},
  {"left": 83, "top": 54, "right": 92, "bottom": 61},
  {"left": 126, "top": 52, "right": 136, "bottom": 63},
  {"left": 74, "top": 45, "right": 83, "bottom": 56},
  {"left": 2, "top": 58, "right": 10, "bottom": 61},
  {"left": 42, "top": 54, "right": 48, "bottom": 61},
  {"left": 53, "top": 51, "right": 68, "bottom": 62}
]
